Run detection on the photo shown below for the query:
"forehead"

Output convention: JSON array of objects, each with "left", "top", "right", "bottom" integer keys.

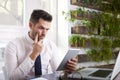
[{"left": 37, "top": 18, "right": 51, "bottom": 28}]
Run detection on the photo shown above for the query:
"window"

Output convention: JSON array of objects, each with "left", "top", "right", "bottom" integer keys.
[{"left": 0, "top": 0, "right": 23, "bottom": 26}]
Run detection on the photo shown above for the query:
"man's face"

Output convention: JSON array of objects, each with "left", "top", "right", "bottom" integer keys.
[{"left": 29, "top": 18, "right": 51, "bottom": 41}]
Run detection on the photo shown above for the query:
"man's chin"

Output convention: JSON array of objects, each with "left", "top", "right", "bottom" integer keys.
[{"left": 39, "top": 37, "right": 45, "bottom": 40}]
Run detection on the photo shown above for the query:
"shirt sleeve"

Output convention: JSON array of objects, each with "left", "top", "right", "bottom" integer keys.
[
  {"left": 49, "top": 42, "right": 63, "bottom": 72},
  {"left": 4, "top": 41, "right": 34, "bottom": 80}
]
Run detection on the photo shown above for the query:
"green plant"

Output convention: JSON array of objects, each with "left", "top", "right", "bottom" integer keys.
[
  {"left": 87, "top": 37, "right": 113, "bottom": 62},
  {"left": 90, "top": 37, "right": 100, "bottom": 48},
  {"left": 112, "top": 39, "right": 120, "bottom": 48},
  {"left": 63, "top": 0, "right": 120, "bottom": 63},
  {"left": 85, "top": 1, "right": 120, "bottom": 62},
  {"left": 101, "top": 38, "right": 112, "bottom": 48},
  {"left": 88, "top": 48, "right": 112, "bottom": 63},
  {"left": 62, "top": 10, "right": 78, "bottom": 23},
  {"left": 79, "top": 37, "right": 85, "bottom": 48},
  {"left": 69, "top": 34, "right": 81, "bottom": 48}
]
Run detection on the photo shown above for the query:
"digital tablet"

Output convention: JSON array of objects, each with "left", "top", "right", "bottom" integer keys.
[{"left": 57, "top": 49, "right": 79, "bottom": 71}]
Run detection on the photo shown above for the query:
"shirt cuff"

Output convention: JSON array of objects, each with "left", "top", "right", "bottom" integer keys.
[{"left": 19, "top": 56, "right": 34, "bottom": 74}]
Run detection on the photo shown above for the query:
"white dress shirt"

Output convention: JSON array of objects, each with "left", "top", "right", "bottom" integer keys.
[{"left": 4, "top": 33, "right": 62, "bottom": 80}]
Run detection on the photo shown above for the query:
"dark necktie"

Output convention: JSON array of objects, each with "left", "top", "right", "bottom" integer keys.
[{"left": 35, "top": 55, "right": 42, "bottom": 76}]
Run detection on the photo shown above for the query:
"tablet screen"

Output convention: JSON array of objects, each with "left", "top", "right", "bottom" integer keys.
[{"left": 57, "top": 50, "right": 79, "bottom": 71}]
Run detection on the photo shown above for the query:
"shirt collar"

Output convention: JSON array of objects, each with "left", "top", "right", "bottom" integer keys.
[{"left": 25, "top": 32, "right": 34, "bottom": 44}]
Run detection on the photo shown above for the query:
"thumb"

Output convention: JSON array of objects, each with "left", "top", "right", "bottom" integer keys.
[{"left": 34, "top": 34, "right": 38, "bottom": 43}]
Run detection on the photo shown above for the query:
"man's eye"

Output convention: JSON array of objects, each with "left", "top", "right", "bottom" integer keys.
[
  {"left": 46, "top": 29, "right": 49, "bottom": 31},
  {"left": 39, "top": 27, "right": 44, "bottom": 29}
]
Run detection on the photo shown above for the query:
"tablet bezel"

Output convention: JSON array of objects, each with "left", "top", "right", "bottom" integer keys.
[{"left": 57, "top": 49, "right": 79, "bottom": 71}]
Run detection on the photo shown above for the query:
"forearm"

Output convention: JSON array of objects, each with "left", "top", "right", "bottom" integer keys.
[{"left": 6, "top": 57, "right": 34, "bottom": 80}]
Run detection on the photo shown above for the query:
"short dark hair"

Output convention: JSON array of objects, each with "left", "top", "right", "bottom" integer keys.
[{"left": 30, "top": 9, "right": 52, "bottom": 24}]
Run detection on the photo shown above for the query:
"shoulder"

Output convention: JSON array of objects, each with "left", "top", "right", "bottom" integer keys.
[
  {"left": 5, "top": 36, "right": 25, "bottom": 54},
  {"left": 6, "top": 36, "right": 25, "bottom": 47},
  {"left": 44, "top": 39, "right": 57, "bottom": 49}
]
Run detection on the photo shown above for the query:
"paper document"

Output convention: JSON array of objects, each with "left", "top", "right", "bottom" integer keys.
[{"left": 30, "top": 77, "right": 48, "bottom": 80}]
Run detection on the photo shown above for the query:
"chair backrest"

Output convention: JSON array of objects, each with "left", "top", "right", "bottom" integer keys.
[{"left": 2, "top": 67, "right": 9, "bottom": 80}]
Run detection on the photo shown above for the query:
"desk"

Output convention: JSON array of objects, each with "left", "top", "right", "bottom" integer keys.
[
  {"left": 31, "top": 71, "right": 81, "bottom": 80},
  {"left": 30, "top": 72, "right": 61, "bottom": 80},
  {"left": 41, "top": 72, "right": 59, "bottom": 80},
  {"left": 31, "top": 63, "right": 114, "bottom": 80}
]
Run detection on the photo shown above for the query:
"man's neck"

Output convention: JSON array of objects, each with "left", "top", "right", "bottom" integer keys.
[{"left": 28, "top": 32, "right": 34, "bottom": 40}]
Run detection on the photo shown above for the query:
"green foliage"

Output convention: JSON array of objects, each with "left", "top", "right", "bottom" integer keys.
[
  {"left": 90, "top": 37, "right": 100, "bottom": 48},
  {"left": 87, "top": 48, "right": 112, "bottom": 63},
  {"left": 85, "top": 0, "right": 120, "bottom": 62},
  {"left": 69, "top": 35, "right": 87, "bottom": 48},
  {"left": 101, "top": 38, "right": 112, "bottom": 48},
  {"left": 63, "top": 0, "right": 120, "bottom": 62},
  {"left": 87, "top": 37, "right": 113, "bottom": 62},
  {"left": 112, "top": 39, "right": 120, "bottom": 48},
  {"left": 69, "top": 34, "right": 81, "bottom": 47},
  {"left": 78, "top": 0, "right": 102, "bottom": 7}
]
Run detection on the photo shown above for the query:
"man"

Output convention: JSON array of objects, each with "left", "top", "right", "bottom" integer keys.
[{"left": 4, "top": 9, "right": 78, "bottom": 80}]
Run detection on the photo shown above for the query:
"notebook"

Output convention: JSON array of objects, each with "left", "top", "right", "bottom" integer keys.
[{"left": 68, "top": 51, "right": 120, "bottom": 80}]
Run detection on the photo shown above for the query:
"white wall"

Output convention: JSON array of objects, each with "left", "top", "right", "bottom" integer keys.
[
  {"left": 46, "top": 0, "right": 57, "bottom": 44},
  {"left": 57, "top": 0, "right": 69, "bottom": 54},
  {"left": 0, "top": 0, "right": 57, "bottom": 48}
]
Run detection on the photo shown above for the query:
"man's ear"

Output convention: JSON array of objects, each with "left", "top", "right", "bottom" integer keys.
[{"left": 29, "top": 21, "right": 33, "bottom": 29}]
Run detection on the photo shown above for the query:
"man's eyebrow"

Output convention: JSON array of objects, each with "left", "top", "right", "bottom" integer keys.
[
  {"left": 39, "top": 26, "right": 44, "bottom": 28},
  {"left": 39, "top": 26, "right": 50, "bottom": 30}
]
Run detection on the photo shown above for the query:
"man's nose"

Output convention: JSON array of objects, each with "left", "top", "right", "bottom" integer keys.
[{"left": 42, "top": 29, "right": 47, "bottom": 35}]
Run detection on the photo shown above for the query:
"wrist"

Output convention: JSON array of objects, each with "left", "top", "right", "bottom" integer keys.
[{"left": 29, "top": 52, "right": 38, "bottom": 61}]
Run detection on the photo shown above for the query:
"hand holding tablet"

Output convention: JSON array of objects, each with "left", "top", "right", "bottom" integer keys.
[{"left": 57, "top": 50, "right": 79, "bottom": 71}]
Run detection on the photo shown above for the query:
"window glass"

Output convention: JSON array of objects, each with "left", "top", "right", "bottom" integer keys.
[{"left": 0, "top": 0, "right": 23, "bottom": 26}]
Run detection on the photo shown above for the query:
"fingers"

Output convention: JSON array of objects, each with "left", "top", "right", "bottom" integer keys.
[
  {"left": 34, "top": 34, "right": 43, "bottom": 45},
  {"left": 66, "top": 64, "right": 76, "bottom": 71},
  {"left": 66, "top": 60, "right": 77, "bottom": 69},
  {"left": 71, "top": 56, "right": 78, "bottom": 63},
  {"left": 66, "top": 56, "right": 78, "bottom": 71},
  {"left": 68, "top": 60, "right": 77, "bottom": 66},
  {"left": 38, "top": 39, "right": 43, "bottom": 45},
  {"left": 34, "top": 34, "right": 38, "bottom": 43}
]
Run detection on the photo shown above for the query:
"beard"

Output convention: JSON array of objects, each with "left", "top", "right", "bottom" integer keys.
[
  {"left": 38, "top": 35, "right": 45, "bottom": 40},
  {"left": 29, "top": 31, "right": 37, "bottom": 40},
  {"left": 29, "top": 31, "right": 46, "bottom": 41}
]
